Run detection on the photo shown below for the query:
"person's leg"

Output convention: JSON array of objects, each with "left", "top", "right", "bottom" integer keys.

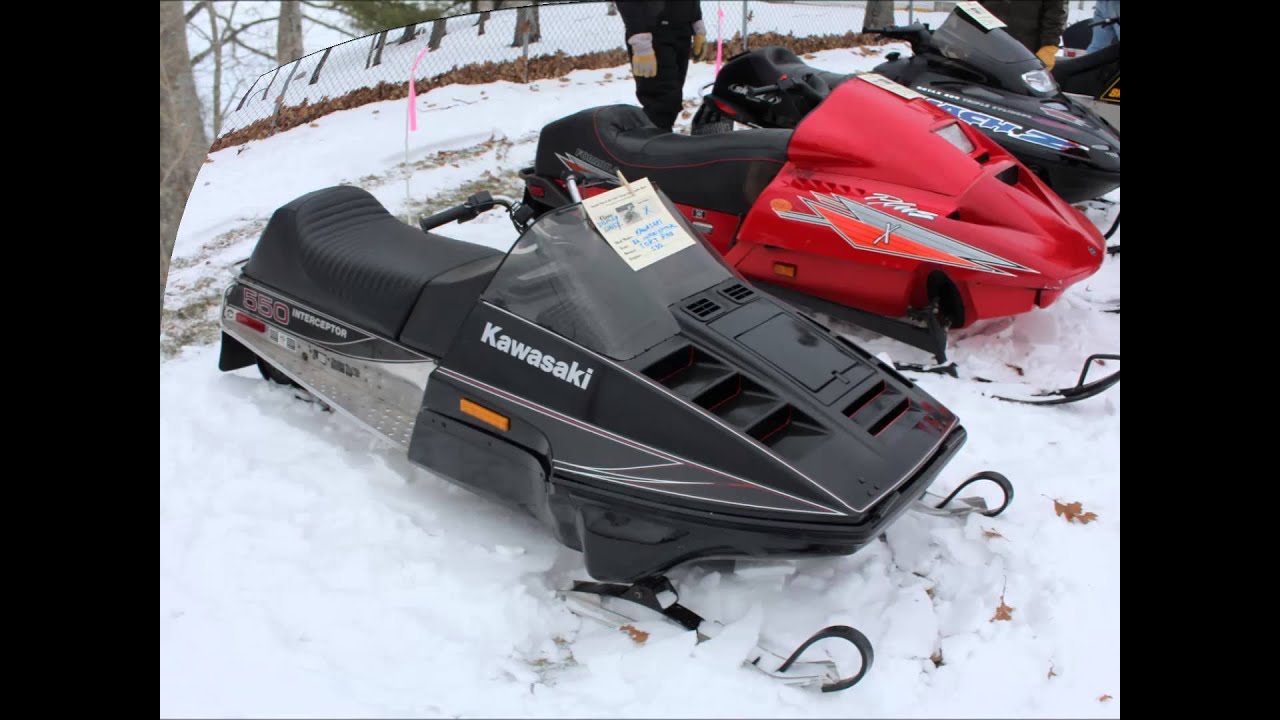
[
  {"left": 641, "top": 26, "right": 691, "bottom": 132},
  {"left": 1086, "top": 23, "right": 1118, "bottom": 53},
  {"left": 631, "top": 40, "right": 670, "bottom": 130}
]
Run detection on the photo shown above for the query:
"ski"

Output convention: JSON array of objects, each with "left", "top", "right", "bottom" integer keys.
[{"left": 559, "top": 575, "right": 874, "bottom": 693}]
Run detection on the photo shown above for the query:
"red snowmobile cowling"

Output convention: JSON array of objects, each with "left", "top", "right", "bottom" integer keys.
[{"left": 735, "top": 77, "right": 1105, "bottom": 326}]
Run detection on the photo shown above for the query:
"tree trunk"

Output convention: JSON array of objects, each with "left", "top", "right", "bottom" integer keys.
[
  {"left": 398, "top": 24, "right": 417, "bottom": 44},
  {"left": 160, "top": 1, "right": 209, "bottom": 317},
  {"left": 205, "top": 3, "right": 223, "bottom": 138},
  {"left": 277, "top": 0, "right": 303, "bottom": 64},
  {"left": 863, "top": 0, "right": 894, "bottom": 32},
  {"left": 607, "top": 2, "right": 617, "bottom": 15},
  {"left": 511, "top": 3, "right": 540, "bottom": 47},
  {"left": 428, "top": 18, "right": 447, "bottom": 50},
  {"left": 369, "top": 30, "right": 388, "bottom": 67}
]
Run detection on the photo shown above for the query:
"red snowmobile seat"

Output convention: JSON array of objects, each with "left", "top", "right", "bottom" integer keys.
[
  {"left": 243, "top": 185, "right": 499, "bottom": 343},
  {"left": 534, "top": 105, "right": 791, "bottom": 217}
]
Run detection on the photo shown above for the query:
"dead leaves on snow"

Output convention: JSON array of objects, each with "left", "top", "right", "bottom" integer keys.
[
  {"left": 990, "top": 596, "right": 1015, "bottom": 622},
  {"left": 1054, "top": 499, "right": 1099, "bottom": 525},
  {"left": 619, "top": 624, "right": 649, "bottom": 644}
]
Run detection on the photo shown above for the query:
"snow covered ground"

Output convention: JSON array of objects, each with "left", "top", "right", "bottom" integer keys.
[{"left": 161, "top": 34, "right": 1120, "bottom": 718}]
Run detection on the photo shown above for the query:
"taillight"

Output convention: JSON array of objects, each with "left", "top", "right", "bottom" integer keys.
[{"left": 235, "top": 312, "right": 266, "bottom": 333}]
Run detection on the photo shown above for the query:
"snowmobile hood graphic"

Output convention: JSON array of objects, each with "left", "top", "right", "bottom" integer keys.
[{"left": 774, "top": 191, "right": 1038, "bottom": 276}]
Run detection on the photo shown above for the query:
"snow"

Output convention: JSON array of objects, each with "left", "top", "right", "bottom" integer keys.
[{"left": 162, "top": 14, "right": 1118, "bottom": 716}]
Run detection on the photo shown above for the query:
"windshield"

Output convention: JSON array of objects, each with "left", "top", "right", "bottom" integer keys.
[
  {"left": 933, "top": 6, "right": 1040, "bottom": 66},
  {"left": 481, "top": 194, "right": 736, "bottom": 361}
]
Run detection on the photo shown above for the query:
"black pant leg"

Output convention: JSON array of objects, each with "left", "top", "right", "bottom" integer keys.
[{"left": 631, "top": 25, "right": 692, "bottom": 132}]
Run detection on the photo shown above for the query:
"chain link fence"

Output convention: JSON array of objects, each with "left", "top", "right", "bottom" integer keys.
[{"left": 215, "top": 1, "right": 956, "bottom": 150}]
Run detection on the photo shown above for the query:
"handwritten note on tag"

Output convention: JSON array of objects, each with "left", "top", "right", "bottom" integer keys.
[
  {"left": 956, "top": 1, "right": 1006, "bottom": 30},
  {"left": 582, "top": 176, "right": 697, "bottom": 272}
]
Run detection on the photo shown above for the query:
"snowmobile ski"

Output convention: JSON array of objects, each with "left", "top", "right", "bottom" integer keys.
[
  {"left": 560, "top": 576, "right": 874, "bottom": 693},
  {"left": 911, "top": 470, "right": 1013, "bottom": 518},
  {"left": 897, "top": 355, "right": 1120, "bottom": 406},
  {"left": 984, "top": 354, "right": 1120, "bottom": 406}
]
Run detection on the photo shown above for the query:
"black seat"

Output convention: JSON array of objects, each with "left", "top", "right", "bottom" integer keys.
[
  {"left": 534, "top": 105, "right": 792, "bottom": 216},
  {"left": 244, "top": 185, "right": 500, "bottom": 344},
  {"left": 1052, "top": 42, "right": 1120, "bottom": 94}
]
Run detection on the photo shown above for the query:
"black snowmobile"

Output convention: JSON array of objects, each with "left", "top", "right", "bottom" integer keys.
[
  {"left": 690, "top": 4, "right": 1119, "bottom": 218},
  {"left": 217, "top": 178, "right": 1013, "bottom": 692},
  {"left": 869, "top": 6, "right": 1119, "bottom": 206}
]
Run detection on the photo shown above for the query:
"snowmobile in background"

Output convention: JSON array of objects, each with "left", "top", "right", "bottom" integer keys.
[
  {"left": 216, "top": 179, "right": 1014, "bottom": 692},
  {"left": 522, "top": 74, "right": 1119, "bottom": 404},
  {"left": 869, "top": 3, "right": 1119, "bottom": 237},
  {"left": 1054, "top": 17, "right": 1120, "bottom": 133},
  {"left": 688, "top": 3, "right": 1120, "bottom": 239}
]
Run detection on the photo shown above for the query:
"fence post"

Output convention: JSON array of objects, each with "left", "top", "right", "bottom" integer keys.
[
  {"left": 522, "top": 22, "right": 530, "bottom": 83},
  {"left": 908, "top": 0, "right": 914, "bottom": 25},
  {"left": 741, "top": 0, "right": 749, "bottom": 53}
]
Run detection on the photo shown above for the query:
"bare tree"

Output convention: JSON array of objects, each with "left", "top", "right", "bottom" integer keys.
[
  {"left": 277, "top": 1, "right": 304, "bottom": 63},
  {"left": 189, "top": 2, "right": 281, "bottom": 136},
  {"left": 398, "top": 24, "right": 418, "bottom": 44},
  {"left": 863, "top": 0, "right": 894, "bottom": 32},
  {"left": 203, "top": 3, "right": 224, "bottom": 137},
  {"left": 161, "top": 1, "right": 210, "bottom": 316}
]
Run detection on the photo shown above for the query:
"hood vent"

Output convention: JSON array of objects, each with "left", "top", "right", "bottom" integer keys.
[
  {"left": 717, "top": 283, "right": 757, "bottom": 304},
  {"left": 641, "top": 343, "right": 827, "bottom": 460},
  {"left": 843, "top": 378, "right": 910, "bottom": 436},
  {"left": 682, "top": 296, "right": 726, "bottom": 321}
]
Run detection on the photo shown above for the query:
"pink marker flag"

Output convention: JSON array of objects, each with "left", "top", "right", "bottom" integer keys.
[
  {"left": 715, "top": 3, "right": 725, "bottom": 74},
  {"left": 407, "top": 45, "right": 432, "bottom": 132}
]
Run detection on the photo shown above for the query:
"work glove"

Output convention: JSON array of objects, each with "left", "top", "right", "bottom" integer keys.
[
  {"left": 1036, "top": 44, "right": 1058, "bottom": 69},
  {"left": 692, "top": 19, "right": 707, "bottom": 60},
  {"left": 629, "top": 33, "right": 657, "bottom": 78}
]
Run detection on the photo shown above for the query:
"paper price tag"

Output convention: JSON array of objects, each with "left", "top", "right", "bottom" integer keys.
[
  {"left": 956, "top": 1, "right": 1007, "bottom": 31},
  {"left": 857, "top": 72, "right": 925, "bottom": 101},
  {"left": 582, "top": 176, "right": 697, "bottom": 271}
]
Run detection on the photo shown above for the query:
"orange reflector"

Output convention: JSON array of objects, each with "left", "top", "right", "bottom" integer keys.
[
  {"left": 773, "top": 262, "right": 797, "bottom": 278},
  {"left": 460, "top": 398, "right": 510, "bottom": 432}
]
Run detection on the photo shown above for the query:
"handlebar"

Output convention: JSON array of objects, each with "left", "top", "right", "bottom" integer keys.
[
  {"left": 418, "top": 191, "right": 518, "bottom": 232},
  {"left": 743, "top": 75, "right": 827, "bottom": 103},
  {"left": 868, "top": 23, "right": 932, "bottom": 52}
]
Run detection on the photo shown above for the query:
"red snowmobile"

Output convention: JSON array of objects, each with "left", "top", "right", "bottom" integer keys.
[{"left": 520, "top": 73, "right": 1117, "bottom": 403}]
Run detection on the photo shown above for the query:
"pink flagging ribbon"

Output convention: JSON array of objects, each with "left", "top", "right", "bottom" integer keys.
[
  {"left": 715, "top": 3, "right": 725, "bottom": 74},
  {"left": 407, "top": 45, "right": 432, "bottom": 132}
]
